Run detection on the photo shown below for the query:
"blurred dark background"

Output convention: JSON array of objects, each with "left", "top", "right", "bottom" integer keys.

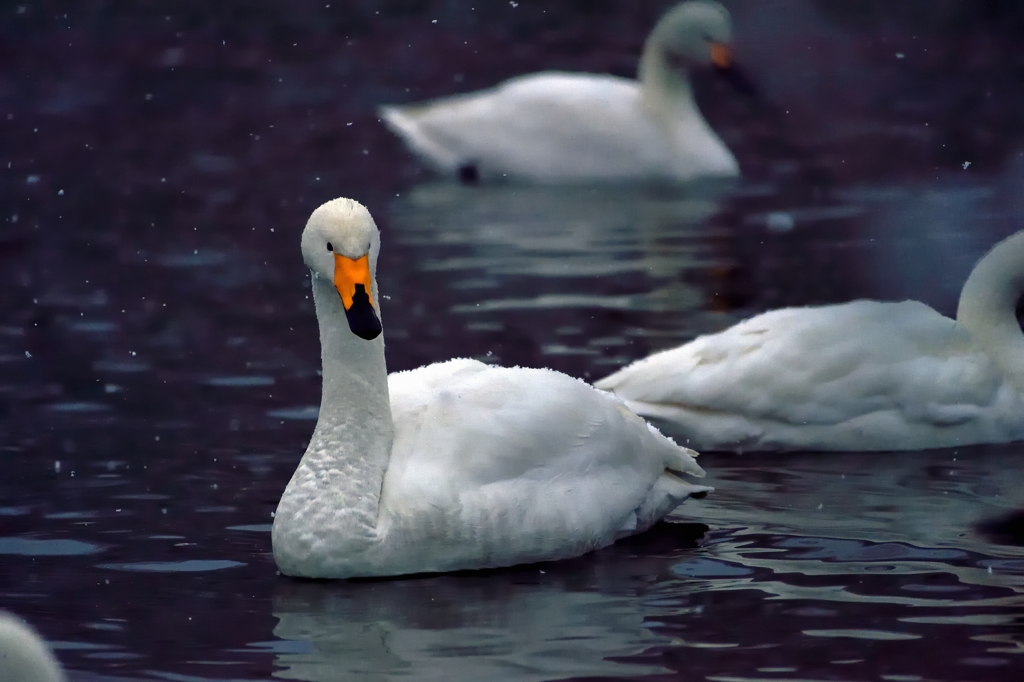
[{"left": 6, "top": 0, "right": 1024, "bottom": 423}]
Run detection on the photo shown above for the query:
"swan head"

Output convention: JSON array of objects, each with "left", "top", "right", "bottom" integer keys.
[
  {"left": 652, "top": 1, "right": 733, "bottom": 70},
  {"left": 301, "top": 198, "right": 383, "bottom": 341},
  {"left": 644, "top": 1, "right": 757, "bottom": 97}
]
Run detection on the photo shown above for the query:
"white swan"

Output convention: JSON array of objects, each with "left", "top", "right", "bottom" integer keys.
[
  {"left": 380, "top": 1, "right": 744, "bottom": 183},
  {"left": 0, "top": 612, "right": 66, "bottom": 682},
  {"left": 595, "top": 230, "right": 1024, "bottom": 452},
  {"left": 271, "top": 198, "right": 712, "bottom": 579}
]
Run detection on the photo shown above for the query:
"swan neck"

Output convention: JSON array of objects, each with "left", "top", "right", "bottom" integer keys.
[
  {"left": 638, "top": 39, "right": 698, "bottom": 119},
  {"left": 956, "top": 231, "right": 1024, "bottom": 391},
  {"left": 286, "top": 276, "right": 392, "bottom": 532},
  {"left": 314, "top": 277, "right": 389, "bottom": 413}
]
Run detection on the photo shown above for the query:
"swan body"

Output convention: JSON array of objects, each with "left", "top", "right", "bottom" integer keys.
[
  {"left": 271, "top": 198, "right": 711, "bottom": 579},
  {"left": 596, "top": 231, "right": 1024, "bottom": 452},
  {"left": 0, "top": 612, "right": 66, "bottom": 682},
  {"left": 380, "top": 1, "right": 740, "bottom": 183}
]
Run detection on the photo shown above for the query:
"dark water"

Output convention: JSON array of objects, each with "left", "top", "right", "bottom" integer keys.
[{"left": 4, "top": 1, "right": 1024, "bottom": 679}]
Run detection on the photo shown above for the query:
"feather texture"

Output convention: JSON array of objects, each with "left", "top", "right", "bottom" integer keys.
[
  {"left": 597, "top": 232, "right": 1024, "bottom": 452},
  {"left": 272, "top": 198, "right": 711, "bottom": 579}
]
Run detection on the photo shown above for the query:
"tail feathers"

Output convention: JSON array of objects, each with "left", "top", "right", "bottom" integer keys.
[
  {"left": 633, "top": 473, "right": 713, "bottom": 534},
  {"left": 665, "top": 441, "right": 705, "bottom": 478},
  {"left": 379, "top": 104, "right": 460, "bottom": 171},
  {"left": 611, "top": 396, "right": 706, "bottom": 477},
  {"left": 640, "top": 417, "right": 705, "bottom": 478}
]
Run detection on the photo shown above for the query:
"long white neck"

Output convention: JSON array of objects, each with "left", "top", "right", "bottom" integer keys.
[
  {"left": 637, "top": 38, "right": 700, "bottom": 126},
  {"left": 956, "top": 231, "right": 1024, "bottom": 392},
  {"left": 276, "top": 273, "right": 392, "bottom": 550}
]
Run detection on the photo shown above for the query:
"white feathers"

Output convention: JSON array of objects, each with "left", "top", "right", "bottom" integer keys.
[
  {"left": 0, "top": 612, "right": 66, "bottom": 682},
  {"left": 380, "top": 2, "right": 739, "bottom": 182},
  {"left": 271, "top": 199, "right": 711, "bottom": 579},
  {"left": 597, "top": 231, "right": 1024, "bottom": 452}
]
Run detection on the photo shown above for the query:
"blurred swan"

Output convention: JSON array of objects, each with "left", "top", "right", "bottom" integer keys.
[
  {"left": 271, "top": 198, "right": 711, "bottom": 579},
  {"left": 596, "top": 230, "right": 1024, "bottom": 452},
  {"left": 0, "top": 612, "right": 66, "bottom": 682},
  {"left": 380, "top": 1, "right": 747, "bottom": 183}
]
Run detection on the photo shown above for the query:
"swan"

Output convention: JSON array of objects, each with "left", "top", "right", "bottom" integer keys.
[
  {"left": 271, "top": 198, "right": 712, "bottom": 579},
  {"left": 0, "top": 612, "right": 66, "bottom": 682},
  {"left": 379, "top": 1, "right": 746, "bottom": 183},
  {"left": 595, "top": 230, "right": 1024, "bottom": 452}
]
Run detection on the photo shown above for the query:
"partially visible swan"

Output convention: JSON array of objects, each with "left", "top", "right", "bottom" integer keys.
[
  {"left": 0, "top": 612, "right": 66, "bottom": 682},
  {"left": 596, "top": 230, "right": 1024, "bottom": 452},
  {"left": 380, "top": 1, "right": 745, "bottom": 183},
  {"left": 271, "top": 198, "right": 712, "bottom": 579}
]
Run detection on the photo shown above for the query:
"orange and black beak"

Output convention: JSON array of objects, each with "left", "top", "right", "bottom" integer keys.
[
  {"left": 710, "top": 42, "right": 758, "bottom": 97},
  {"left": 333, "top": 253, "right": 382, "bottom": 340},
  {"left": 710, "top": 42, "right": 731, "bottom": 70}
]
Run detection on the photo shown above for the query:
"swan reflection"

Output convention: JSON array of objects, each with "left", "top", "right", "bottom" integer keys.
[
  {"left": 390, "top": 180, "right": 730, "bottom": 314},
  {"left": 270, "top": 533, "right": 708, "bottom": 681},
  {"left": 693, "top": 447, "right": 1024, "bottom": 601}
]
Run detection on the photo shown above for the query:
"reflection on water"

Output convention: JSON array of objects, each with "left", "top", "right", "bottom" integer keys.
[
  {"left": 694, "top": 449, "right": 1024, "bottom": 608},
  {"left": 270, "top": 562, "right": 689, "bottom": 681},
  {"left": 698, "top": 448, "right": 1024, "bottom": 554},
  {"left": 384, "top": 181, "right": 749, "bottom": 378},
  {"left": 394, "top": 181, "right": 727, "bottom": 293}
]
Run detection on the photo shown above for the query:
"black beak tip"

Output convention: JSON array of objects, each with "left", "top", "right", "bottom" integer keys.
[
  {"left": 344, "top": 285, "right": 383, "bottom": 340},
  {"left": 350, "top": 315, "right": 382, "bottom": 340},
  {"left": 714, "top": 62, "right": 760, "bottom": 98}
]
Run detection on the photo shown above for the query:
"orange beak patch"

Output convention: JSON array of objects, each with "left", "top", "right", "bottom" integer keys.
[
  {"left": 710, "top": 42, "right": 731, "bottom": 69},
  {"left": 333, "top": 253, "right": 375, "bottom": 310}
]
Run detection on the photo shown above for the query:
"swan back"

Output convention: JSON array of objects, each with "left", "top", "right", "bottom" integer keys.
[
  {"left": 957, "top": 230, "right": 1024, "bottom": 392},
  {"left": 379, "top": 361, "right": 709, "bottom": 574},
  {"left": 0, "top": 612, "right": 66, "bottom": 682},
  {"left": 595, "top": 299, "right": 1024, "bottom": 451}
]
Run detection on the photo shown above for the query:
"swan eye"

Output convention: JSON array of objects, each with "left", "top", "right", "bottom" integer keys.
[{"left": 326, "top": 242, "right": 334, "bottom": 252}]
